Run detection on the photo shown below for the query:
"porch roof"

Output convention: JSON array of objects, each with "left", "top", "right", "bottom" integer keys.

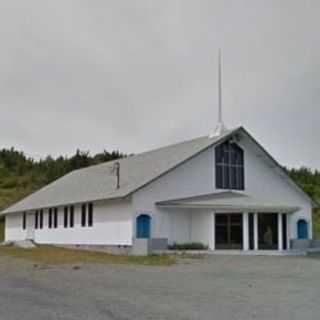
[{"left": 156, "top": 191, "right": 300, "bottom": 213}]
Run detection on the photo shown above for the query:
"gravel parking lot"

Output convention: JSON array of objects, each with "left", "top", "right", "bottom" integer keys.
[{"left": 1, "top": 254, "right": 320, "bottom": 320}]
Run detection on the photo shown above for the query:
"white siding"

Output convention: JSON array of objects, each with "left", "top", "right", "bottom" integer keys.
[
  {"left": 169, "top": 210, "right": 192, "bottom": 243},
  {"left": 5, "top": 213, "right": 26, "bottom": 242},
  {"left": 191, "top": 210, "right": 213, "bottom": 248},
  {"left": 133, "top": 134, "right": 313, "bottom": 244},
  {"left": 6, "top": 199, "right": 133, "bottom": 245},
  {"left": 238, "top": 136, "right": 313, "bottom": 239},
  {"left": 132, "top": 147, "right": 214, "bottom": 243}
]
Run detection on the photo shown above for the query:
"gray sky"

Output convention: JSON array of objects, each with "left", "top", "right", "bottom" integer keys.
[{"left": 0, "top": 1, "right": 319, "bottom": 168}]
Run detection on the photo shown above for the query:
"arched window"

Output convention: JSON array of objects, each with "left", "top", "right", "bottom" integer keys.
[
  {"left": 136, "top": 214, "right": 151, "bottom": 239},
  {"left": 215, "top": 140, "right": 244, "bottom": 190},
  {"left": 297, "top": 219, "right": 308, "bottom": 239}
]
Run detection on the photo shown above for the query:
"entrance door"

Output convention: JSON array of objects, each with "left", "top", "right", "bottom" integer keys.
[
  {"left": 215, "top": 213, "right": 243, "bottom": 249},
  {"left": 136, "top": 214, "right": 151, "bottom": 239},
  {"left": 297, "top": 220, "right": 308, "bottom": 239},
  {"left": 258, "top": 213, "right": 278, "bottom": 250}
]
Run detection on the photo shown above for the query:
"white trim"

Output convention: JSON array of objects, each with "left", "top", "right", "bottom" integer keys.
[
  {"left": 278, "top": 212, "right": 283, "bottom": 251},
  {"left": 286, "top": 213, "right": 290, "bottom": 250},
  {"left": 243, "top": 212, "right": 249, "bottom": 251},
  {"left": 254, "top": 212, "right": 258, "bottom": 250},
  {"left": 211, "top": 212, "right": 215, "bottom": 250}
]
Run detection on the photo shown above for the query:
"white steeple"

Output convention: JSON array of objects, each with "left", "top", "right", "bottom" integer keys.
[{"left": 210, "top": 50, "right": 227, "bottom": 138}]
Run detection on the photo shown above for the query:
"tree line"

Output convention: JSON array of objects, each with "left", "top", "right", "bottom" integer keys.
[
  {"left": 285, "top": 167, "right": 320, "bottom": 202},
  {"left": 0, "top": 148, "right": 125, "bottom": 184},
  {"left": 0, "top": 147, "right": 319, "bottom": 212},
  {"left": 0, "top": 148, "right": 125, "bottom": 210}
]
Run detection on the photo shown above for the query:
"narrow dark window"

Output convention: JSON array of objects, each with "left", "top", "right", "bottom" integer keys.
[
  {"left": 39, "top": 210, "right": 44, "bottom": 229},
  {"left": 35, "top": 211, "right": 39, "bottom": 229},
  {"left": 282, "top": 214, "right": 287, "bottom": 250},
  {"left": 88, "top": 203, "right": 93, "bottom": 227},
  {"left": 215, "top": 140, "right": 244, "bottom": 190},
  {"left": 48, "top": 209, "right": 53, "bottom": 229},
  {"left": 22, "top": 212, "right": 26, "bottom": 230},
  {"left": 64, "top": 207, "right": 68, "bottom": 228},
  {"left": 69, "top": 205, "right": 74, "bottom": 228},
  {"left": 248, "top": 213, "right": 254, "bottom": 250},
  {"left": 81, "top": 204, "right": 86, "bottom": 227},
  {"left": 54, "top": 208, "right": 58, "bottom": 228}
]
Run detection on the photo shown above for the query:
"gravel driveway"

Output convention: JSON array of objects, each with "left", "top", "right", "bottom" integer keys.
[{"left": 0, "top": 254, "right": 320, "bottom": 320}]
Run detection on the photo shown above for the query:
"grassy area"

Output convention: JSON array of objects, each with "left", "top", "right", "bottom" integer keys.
[
  {"left": 0, "top": 245, "right": 176, "bottom": 266},
  {"left": 313, "top": 209, "right": 320, "bottom": 239}
]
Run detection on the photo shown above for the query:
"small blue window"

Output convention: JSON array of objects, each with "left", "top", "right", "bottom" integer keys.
[
  {"left": 136, "top": 214, "right": 151, "bottom": 239},
  {"left": 297, "top": 219, "right": 308, "bottom": 240}
]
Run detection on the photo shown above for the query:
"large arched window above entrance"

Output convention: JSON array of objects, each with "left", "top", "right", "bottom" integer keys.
[
  {"left": 215, "top": 140, "right": 244, "bottom": 190},
  {"left": 136, "top": 214, "right": 151, "bottom": 239},
  {"left": 297, "top": 219, "right": 308, "bottom": 240}
]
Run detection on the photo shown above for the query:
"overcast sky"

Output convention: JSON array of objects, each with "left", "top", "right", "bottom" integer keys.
[{"left": 0, "top": 1, "right": 319, "bottom": 168}]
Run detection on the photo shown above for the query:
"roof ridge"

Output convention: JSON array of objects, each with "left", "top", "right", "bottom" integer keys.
[
  {"left": 1, "top": 126, "right": 241, "bottom": 214},
  {"left": 67, "top": 135, "right": 210, "bottom": 174},
  {"left": 72, "top": 127, "right": 240, "bottom": 173}
]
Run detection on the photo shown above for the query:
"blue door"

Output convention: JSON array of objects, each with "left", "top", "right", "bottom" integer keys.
[
  {"left": 297, "top": 220, "right": 308, "bottom": 239},
  {"left": 136, "top": 215, "right": 151, "bottom": 239}
]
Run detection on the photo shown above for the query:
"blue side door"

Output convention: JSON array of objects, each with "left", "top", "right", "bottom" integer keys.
[
  {"left": 136, "top": 215, "right": 151, "bottom": 239},
  {"left": 297, "top": 220, "right": 308, "bottom": 239}
]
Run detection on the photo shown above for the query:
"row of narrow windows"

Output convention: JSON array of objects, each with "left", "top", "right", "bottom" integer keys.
[{"left": 22, "top": 203, "right": 94, "bottom": 230}]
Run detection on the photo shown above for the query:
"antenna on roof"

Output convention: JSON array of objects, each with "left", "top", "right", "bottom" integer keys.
[
  {"left": 111, "top": 162, "right": 120, "bottom": 189},
  {"left": 210, "top": 50, "right": 227, "bottom": 138}
]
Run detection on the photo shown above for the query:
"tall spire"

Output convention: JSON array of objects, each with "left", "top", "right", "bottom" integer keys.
[{"left": 210, "top": 50, "right": 227, "bottom": 137}]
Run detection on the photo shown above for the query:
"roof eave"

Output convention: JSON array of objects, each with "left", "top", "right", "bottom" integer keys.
[
  {"left": 156, "top": 203, "right": 300, "bottom": 213},
  {"left": 0, "top": 194, "right": 131, "bottom": 216}
]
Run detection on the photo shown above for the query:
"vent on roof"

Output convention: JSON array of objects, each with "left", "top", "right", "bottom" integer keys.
[{"left": 112, "top": 162, "right": 120, "bottom": 189}]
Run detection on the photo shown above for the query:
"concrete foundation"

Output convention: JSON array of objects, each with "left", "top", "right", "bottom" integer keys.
[
  {"left": 290, "top": 239, "right": 320, "bottom": 250},
  {"left": 131, "top": 238, "right": 168, "bottom": 256},
  {"left": 58, "top": 244, "right": 131, "bottom": 255}
]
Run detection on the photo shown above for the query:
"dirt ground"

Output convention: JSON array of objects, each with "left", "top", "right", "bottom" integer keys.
[{"left": 1, "top": 254, "right": 320, "bottom": 320}]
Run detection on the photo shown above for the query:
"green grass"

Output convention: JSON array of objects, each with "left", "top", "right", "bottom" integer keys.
[
  {"left": 313, "top": 209, "right": 320, "bottom": 239},
  {"left": 0, "top": 245, "right": 176, "bottom": 266}
]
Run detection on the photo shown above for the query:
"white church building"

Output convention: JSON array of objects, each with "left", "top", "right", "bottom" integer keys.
[{"left": 1, "top": 125, "right": 314, "bottom": 253}]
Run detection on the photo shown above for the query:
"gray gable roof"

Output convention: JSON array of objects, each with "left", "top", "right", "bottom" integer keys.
[
  {"left": 2, "top": 126, "right": 315, "bottom": 215},
  {"left": 2, "top": 128, "right": 240, "bottom": 214}
]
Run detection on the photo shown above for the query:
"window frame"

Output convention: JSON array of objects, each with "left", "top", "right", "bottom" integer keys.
[
  {"left": 39, "top": 209, "right": 44, "bottom": 229},
  {"left": 54, "top": 208, "right": 58, "bottom": 229},
  {"left": 81, "top": 204, "right": 87, "bottom": 227},
  {"left": 35, "top": 210, "right": 39, "bottom": 229},
  {"left": 69, "top": 205, "right": 74, "bottom": 228},
  {"left": 88, "top": 203, "right": 93, "bottom": 227},
  {"left": 48, "top": 208, "right": 53, "bottom": 229},
  {"left": 22, "top": 212, "right": 26, "bottom": 230},
  {"left": 215, "top": 140, "right": 245, "bottom": 190},
  {"left": 64, "top": 207, "right": 68, "bottom": 228}
]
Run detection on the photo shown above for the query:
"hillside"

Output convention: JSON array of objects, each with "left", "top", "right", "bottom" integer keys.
[{"left": 0, "top": 148, "right": 319, "bottom": 241}]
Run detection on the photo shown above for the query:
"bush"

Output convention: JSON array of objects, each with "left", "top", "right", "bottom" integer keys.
[{"left": 168, "top": 242, "right": 209, "bottom": 251}]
